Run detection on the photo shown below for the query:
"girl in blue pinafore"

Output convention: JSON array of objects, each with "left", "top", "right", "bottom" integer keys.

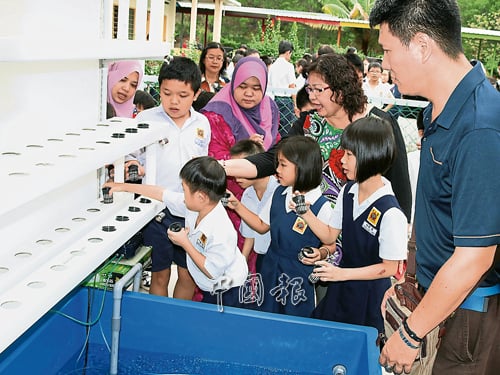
[
  {"left": 258, "top": 136, "right": 332, "bottom": 317},
  {"left": 296, "top": 117, "right": 407, "bottom": 333}
]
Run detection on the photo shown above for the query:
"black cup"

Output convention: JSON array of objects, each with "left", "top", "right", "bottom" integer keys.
[
  {"left": 292, "top": 194, "right": 307, "bottom": 215},
  {"left": 102, "top": 187, "right": 113, "bottom": 204},
  {"left": 221, "top": 192, "right": 230, "bottom": 207},
  {"left": 169, "top": 222, "right": 183, "bottom": 232},
  {"left": 128, "top": 164, "right": 139, "bottom": 182},
  {"left": 297, "top": 246, "right": 314, "bottom": 261}
]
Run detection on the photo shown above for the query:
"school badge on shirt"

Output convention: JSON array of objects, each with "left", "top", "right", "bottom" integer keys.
[
  {"left": 292, "top": 217, "right": 308, "bottom": 234},
  {"left": 362, "top": 207, "right": 381, "bottom": 236},
  {"left": 195, "top": 128, "right": 207, "bottom": 147},
  {"left": 196, "top": 233, "right": 207, "bottom": 250}
]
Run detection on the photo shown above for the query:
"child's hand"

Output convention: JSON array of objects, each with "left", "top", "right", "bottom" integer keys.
[
  {"left": 249, "top": 133, "right": 264, "bottom": 147},
  {"left": 167, "top": 226, "right": 190, "bottom": 248},
  {"left": 103, "top": 181, "right": 126, "bottom": 194},
  {"left": 298, "top": 247, "right": 322, "bottom": 265},
  {"left": 224, "top": 190, "right": 240, "bottom": 210},
  {"left": 289, "top": 190, "right": 309, "bottom": 215},
  {"left": 312, "top": 261, "right": 345, "bottom": 282},
  {"left": 124, "top": 160, "right": 145, "bottom": 180}
]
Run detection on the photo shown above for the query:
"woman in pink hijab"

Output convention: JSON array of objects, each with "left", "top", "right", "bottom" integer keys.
[
  {"left": 201, "top": 56, "right": 280, "bottom": 274},
  {"left": 107, "top": 60, "right": 144, "bottom": 118}
]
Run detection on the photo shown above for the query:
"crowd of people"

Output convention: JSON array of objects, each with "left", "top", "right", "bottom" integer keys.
[{"left": 103, "top": 1, "right": 499, "bottom": 374}]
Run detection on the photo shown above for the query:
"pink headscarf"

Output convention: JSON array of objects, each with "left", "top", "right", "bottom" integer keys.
[
  {"left": 201, "top": 56, "right": 279, "bottom": 150},
  {"left": 107, "top": 60, "right": 144, "bottom": 118}
]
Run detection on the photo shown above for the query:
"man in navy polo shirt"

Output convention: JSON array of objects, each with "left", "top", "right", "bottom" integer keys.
[{"left": 370, "top": 1, "right": 500, "bottom": 375}]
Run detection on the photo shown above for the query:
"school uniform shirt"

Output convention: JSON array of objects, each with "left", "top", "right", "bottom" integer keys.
[
  {"left": 362, "top": 81, "right": 394, "bottom": 110},
  {"left": 239, "top": 176, "right": 280, "bottom": 254},
  {"left": 134, "top": 106, "right": 211, "bottom": 216},
  {"left": 329, "top": 177, "right": 407, "bottom": 260},
  {"left": 313, "top": 179, "right": 407, "bottom": 331},
  {"left": 185, "top": 203, "right": 248, "bottom": 292},
  {"left": 268, "top": 56, "right": 296, "bottom": 98}
]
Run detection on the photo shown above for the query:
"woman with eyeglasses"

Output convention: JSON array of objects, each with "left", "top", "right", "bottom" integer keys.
[
  {"left": 199, "top": 42, "right": 229, "bottom": 93},
  {"left": 200, "top": 56, "right": 280, "bottom": 276},
  {"left": 220, "top": 54, "right": 412, "bottom": 282}
]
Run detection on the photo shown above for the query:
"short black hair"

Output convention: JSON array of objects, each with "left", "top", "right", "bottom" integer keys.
[
  {"left": 278, "top": 40, "right": 294, "bottom": 55},
  {"left": 179, "top": 156, "right": 226, "bottom": 202},
  {"left": 276, "top": 136, "right": 322, "bottom": 192},
  {"left": 295, "top": 86, "right": 311, "bottom": 112},
  {"left": 367, "top": 61, "right": 383, "bottom": 73},
  {"left": 341, "top": 116, "right": 395, "bottom": 183},
  {"left": 230, "top": 139, "right": 265, "bottom": 157},
  {"left": 369, "top": 0, "right": 463, "bottom": 58},
  {"left": 133, "top": 90, "right": 156, "bottom": 110},
  {"left": 158, "top": 56, "right": 201, "bottom": 93},
  {"left": 317, "top": 44, "right": 335, "bottom": 56}
]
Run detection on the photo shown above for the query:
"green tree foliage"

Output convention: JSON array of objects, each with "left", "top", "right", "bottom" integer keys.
[{"left": 463, "top": 11, "right": 500, "bottom": 76}]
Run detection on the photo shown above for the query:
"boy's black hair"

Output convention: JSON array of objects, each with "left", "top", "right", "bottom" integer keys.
[
  {"left": 295, "top": 86, "right": 311, "bottom": 112},
  {"left": 133, "top": 90, "right": 156, "bottom": 110},
  {"left": 158, "top": 56, "right": 201, "bottom": 93},
  {"left": 341, "top": 117, "right": 395, "bottom": 183},
  {"left": 278, "top": 40, "right": 294, "bottom": 55},
  {"left": 230, "top": 139, "right": 265, "bottom": 157},
  {"left": 179, "top": 156, "right": 226, "bottom": 202},
  {"left": 276, "top": 136, "right": 322, "bottom": 192},
  {"left": 367, "top": 61, "right": 383, "bottom": 73},
  {"left": 369, "top": 0, "right": 463, "bottom": 58}
]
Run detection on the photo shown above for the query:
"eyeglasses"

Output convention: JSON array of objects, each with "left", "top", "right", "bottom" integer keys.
[
  {"left": 305, "top": 85, "right": 331, "bottom": 94},
  {"left": 206, "top": 55, "right": 224, "bottom": 62}
]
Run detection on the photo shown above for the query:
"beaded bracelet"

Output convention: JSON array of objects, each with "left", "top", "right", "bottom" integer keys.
[
  {"left": 319, "top": 246, "right": 331, "bottom": 260},
  {"left": 402, "top": 318, "right": 423, "bottom": 343},
  {"left": 398, "top": 327, "right": 420, "bottom": 350}
]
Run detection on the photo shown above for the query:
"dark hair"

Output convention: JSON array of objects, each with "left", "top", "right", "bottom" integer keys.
[
  {"left": 199, "top": 41, "right": 227, "bottom": 77},
  {"left": 192, "top": 91, "right": 215, "bottom": 112},
  {"left": 260, "top": 55, "right": 273, "bottom": 67},
  {"left": 341, "top": 117, "right": 395, "bottom": 183},
  {"left": 276, "top": 136, "right": 322, "bottom": 192},
  {"left": 133, "top": 90, "right": 156, "bottom": 110},
  {"left": 179, "top": 156, "right": 227, "bottom": 202},
  {"left": 295, "top": 86, "right": 311, "bottom": 112},
  {"left": 158, "top": 56, "right": 201, "bottom": 93},
  {"left": 344, "top": 52, "right": 364, "bottom": 76},
  {"left": 106, "top": 102, "right": 116, "bottom": 119},
  {"left": 306, "top": 53, "right": 367, "bottom": 121},
  {"left": 246, "top": 48, "right": 260, "bottom": 56},
  {"left": 295, "top": 58, "right": 309, "bottom": 78},
  {"left": 317, "top": 44, "right": 335, "bottom": 56},
  {"left": 230, "top": 139, "right": 265, "bottom": 157},
  {"left": 369, "top": 0, "right": 463, "bottom": 58},
  {"left": 278, "top": 40, "right": 294, "bottom": 55},
  {"left": 367, "top": 61, "right": 383, "bottom": 73}
]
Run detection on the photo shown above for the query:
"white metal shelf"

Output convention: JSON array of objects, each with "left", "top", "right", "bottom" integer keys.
[{"left": 0, "top": 117, "right": 168, "bottom": 353}]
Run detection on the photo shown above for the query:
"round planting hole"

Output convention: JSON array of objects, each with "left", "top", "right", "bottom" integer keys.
[
  {"left": 72, "top": 217, "right": 86, "bottom": 222},
  {"left": 36, "top": 239, "right": 52, "bottom": 246},
  {"left": 0, "top": 267, "right": 9, "bottom": 274},
  {"left": 88, "top": 237, "right": 103, "bottom": 243},
  {"left": 125, "top": 128, "right": 138, "bottom": 133},
  {"left": 102, "top": 225, "right": 116, "bottom": 232},
  {"left": 50, "top": 264, "right": 67, "bottom": 271},
  {"left": 55, "top": 227, "right": 70, "bottom": 233},
  {"left": 87, "top": 208, "right": 101, "bottom": 213},
  {"left": 1, "top": 301, "right": 21, "bottom": 310},
  {"left": 139, "top": 197, "right": 151, "bottom": 204},
  {"left": 70, "top": 250, "right": 85, "bottom": 256},
  {"left": 137, "top": 123, "right": 149, "bottom": 129},
  {"left": 15, "top": 252, "right": 32, "bottom": 258},
  {"left": 115, "top": 215, "right": 129, "bottom": 221},
  {"left": 27, "top": 281, "right": 46, "bottom": 289},
  {"left": 111, "top": 133, "right": 125, "bottom": 139}
]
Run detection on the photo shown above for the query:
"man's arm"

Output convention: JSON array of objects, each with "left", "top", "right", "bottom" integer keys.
[{"left": 380, "top": 245, "right": 497, "bottom": 372}]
